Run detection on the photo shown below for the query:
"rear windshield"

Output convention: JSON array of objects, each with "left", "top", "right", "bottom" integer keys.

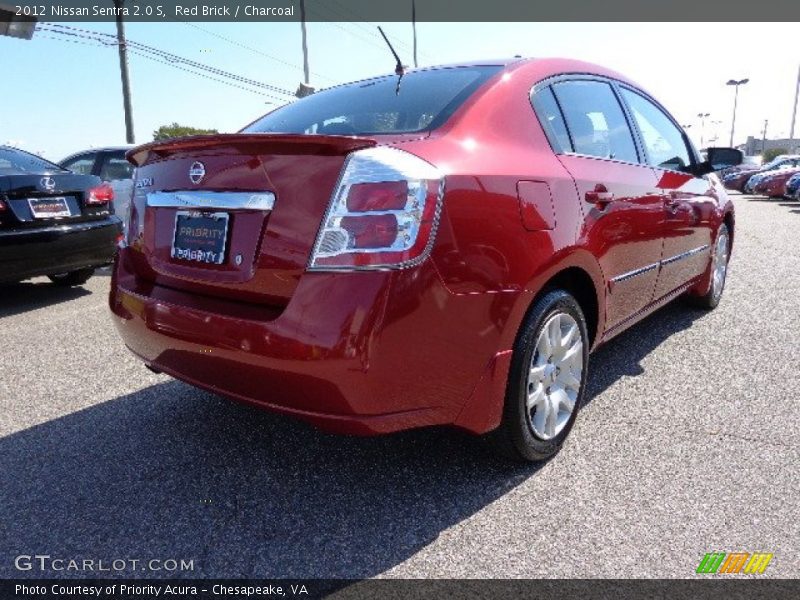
[
  {"left": 0, "top": 147, "right": 65, "bottom": 175},
  {"left": 242, "top": 66, "right": 502, "bottom": 136}
]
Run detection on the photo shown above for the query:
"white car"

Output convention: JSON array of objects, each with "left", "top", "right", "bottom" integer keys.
[{"left": 59, "top": 146, "right": 135, "bottom": 226}]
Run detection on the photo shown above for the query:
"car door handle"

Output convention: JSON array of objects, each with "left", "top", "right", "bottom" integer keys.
[
  {"left": 585, "top": 187, "right": 615, "bottom": 207},
  {"left": 666, "top": 192, "right": 682, "bottom": 213}
]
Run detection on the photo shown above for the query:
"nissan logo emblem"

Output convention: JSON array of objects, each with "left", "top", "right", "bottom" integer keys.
[
  {"left": 40, "top": 176, "right": 56, "bottom": 191},
  {"left": 189, "top": 162, "right": 206, "bottom": 185}
]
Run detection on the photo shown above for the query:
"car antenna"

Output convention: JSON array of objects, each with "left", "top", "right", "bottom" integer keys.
[{"left": 377, "top": 26, "right": 406, "bottom": 95}]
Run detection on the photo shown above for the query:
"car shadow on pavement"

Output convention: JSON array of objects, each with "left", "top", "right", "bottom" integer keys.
[
  {"left": 584, "top": 301, "right": 705, "bottom": 405},
  {"left": 0, "top": 302, "right": 705, "bottom": 580},
  {"left": 0, "top": 380, "right": 540, "bottom": 579},
  {"left": 0, "top": 281, "right": 92, "bottom": 319}
]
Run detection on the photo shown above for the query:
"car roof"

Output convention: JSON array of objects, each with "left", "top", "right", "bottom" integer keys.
[
  {"left": 60, "top": 145, "right": 136, "bottom": 161},
  {"left": 317, "top": 57, "right": 642, "bottom": 99}
]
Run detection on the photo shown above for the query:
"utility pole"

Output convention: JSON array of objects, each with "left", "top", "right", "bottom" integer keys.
[
  {"left": 790, "top": 64, "right": 799, "bottom": 149},
  {"left": 114, "top": 0, "right": 134, "bottom": 143},
  {"left": 295, "top": 0, "right": 314, "bottom": 98},
  {"left": 412, "top": 0, "right": 418, "bottom": 68},
  {"left": 300, "top": 0, "right": 309, "bottom": 83},
  {"left": 761, "top": 119, "right": 768, "bottom": 155}
]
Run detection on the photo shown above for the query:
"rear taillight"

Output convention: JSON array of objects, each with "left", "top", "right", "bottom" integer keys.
[
  {"left": 308, "top": 146, "right": 443, "bottom": 270},
  {"left": 0, "top": 198, "right": 6, "bottom": 211},
  {"left": 87, "top": 183, "right": 114, "bottom": 205}
]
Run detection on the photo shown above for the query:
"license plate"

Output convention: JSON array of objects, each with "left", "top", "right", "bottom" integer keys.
[
  {"left": 28, "top": 197, "right": 71, "bottom": 219},
  {"left": 171, "top": 211, "right": 229, "bottom": 265}
]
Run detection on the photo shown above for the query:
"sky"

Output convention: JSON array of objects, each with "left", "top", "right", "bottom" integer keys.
[{"left": 1, "top": 21, "right": 799, "bottom": 160}]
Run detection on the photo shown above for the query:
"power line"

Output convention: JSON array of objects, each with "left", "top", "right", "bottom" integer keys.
[
  {"left": 309, "top": 0, "right": 433, "bottom": 63},
  {"left": 126, "top": 47, "right": 290, "bottom": 102},
  {"left": 182, "top": 22, "right": 339, "bottom": 84},
  {"left": 37, "top": 23, "right": 296, "bottom": 98}
]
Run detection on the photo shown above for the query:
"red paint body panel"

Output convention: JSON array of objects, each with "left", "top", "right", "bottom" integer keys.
[{"left": 111, "top": 58, "right": 734, "bottom": 435}]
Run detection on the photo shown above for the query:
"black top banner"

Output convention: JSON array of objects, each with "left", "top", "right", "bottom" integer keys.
[{"left": 2, "top": 0, "right": 800, "bottom": 22}]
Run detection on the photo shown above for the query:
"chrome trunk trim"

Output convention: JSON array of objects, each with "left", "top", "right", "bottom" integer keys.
[{"left": 146, "top": 191, "right": 275, "bottom": 211}]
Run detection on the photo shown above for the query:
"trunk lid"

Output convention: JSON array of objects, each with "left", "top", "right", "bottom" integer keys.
[
  {"left": 0, "top": 172, "right": 107, "bottom": 229},
  {"left": 126, "top": 134, "right": 377, "bottom": 307}
]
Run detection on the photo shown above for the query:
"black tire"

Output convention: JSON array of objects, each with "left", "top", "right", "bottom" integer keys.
[
  {"left": 48, "top": 267, "right": 95, "bottom": 287},
  {"left": 685, "top": 223, "right": 730, "bottom": 310},
  {"left": 486, "top": 289, "right": 590, "bottom": 463}
]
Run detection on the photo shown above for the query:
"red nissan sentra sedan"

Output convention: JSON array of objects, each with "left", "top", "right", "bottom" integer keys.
[{"left": 111, "top": 58, "right": 741, "bottom": 461}]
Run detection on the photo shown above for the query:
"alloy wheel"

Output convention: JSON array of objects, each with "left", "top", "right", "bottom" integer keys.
[
  {"left": 712, "top": 227, "right": 730, "bottom": 300},
  {"left": 526, "top": 312, "right": 584, "bottom": 440}
]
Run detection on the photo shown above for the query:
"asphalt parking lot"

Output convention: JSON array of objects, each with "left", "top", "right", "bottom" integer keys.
[{"left": 1, "top": 194, "right": 798, "bottom": 579}]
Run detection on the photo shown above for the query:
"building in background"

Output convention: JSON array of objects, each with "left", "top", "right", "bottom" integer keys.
[{"left": 741, "top": 136, "right": 800, "bottom": 155}]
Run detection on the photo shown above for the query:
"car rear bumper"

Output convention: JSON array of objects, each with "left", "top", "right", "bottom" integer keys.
[
  {"left": 109, "top": 248, "right": 517, "bottom": 435},
  {"left": 0, "top": 217, "right": 122, "bottom": 282}
]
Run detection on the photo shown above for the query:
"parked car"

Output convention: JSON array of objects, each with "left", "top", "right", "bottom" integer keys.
[
  {"left": 785, "top": 172, "right": 800, "bottom": 199},
  {"left": 60, "top": 146, "right": 134, "bottom": 225},
  {"left": 110, "top": 58, "right": 740, "bottom": 462},
  {"left": 752, "top": 167, "right": 800, "bottom": 198},
  {"left": 744, "top": 160, "right": 800, "bottom": 194},
  {"left": 717, "top": 154, "right": 760, "bottom": 179},
  {"left": 0, "top": 146, "right": 122, "bottom": 286},
  {"left": 724, "top": 155, "right": 800, "bottom": 192}
]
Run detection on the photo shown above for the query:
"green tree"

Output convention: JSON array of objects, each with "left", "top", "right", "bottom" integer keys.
[
  {"left": 762, "top": 148, "right": 789, "bottom": 163},
  {"left": 152, "top": 123, "right": 219, "bottom": 141}
]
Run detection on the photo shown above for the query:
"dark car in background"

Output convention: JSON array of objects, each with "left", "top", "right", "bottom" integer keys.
[
  {"left": 0, "top": 146, "right": 122, "bottom": 286},
  {"left": 783, "top": 172, "right": 800, "bottom": 199}
]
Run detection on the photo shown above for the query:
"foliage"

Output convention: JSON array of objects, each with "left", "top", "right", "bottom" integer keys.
[
  {"left": 762, "top": 148, "right": 789, "bottom": 163},
  {"left": 152, "top": 123, "right": 219, "bottom": 141}
]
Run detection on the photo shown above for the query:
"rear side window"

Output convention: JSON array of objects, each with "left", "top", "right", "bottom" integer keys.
[
  {"left": 531, "top": 87, "right": 572, "bottom": 153},
  {"left": 99, "top": 152, "right": 134, "bottom": 180},
  {"left": 620, "top": 88, "right": 691, "bottom": 172},
  {"left": 243, "top": 66, "right": 502, "bottom": 135},
  {"left": 551, "top": 80, "right": 638, "bottom": 164},
  {"left": 0, "top": 147, "right": 65, "bottom": 174},
  {"left": 61, "top": 153, "right": 97, "bottom": 175}
]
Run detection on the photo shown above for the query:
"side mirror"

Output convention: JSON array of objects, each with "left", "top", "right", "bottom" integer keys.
[{"left": 695, "top": 147, "right": 743, "bottom": 175}]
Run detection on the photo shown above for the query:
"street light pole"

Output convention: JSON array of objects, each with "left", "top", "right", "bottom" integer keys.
[
  {"left": 114, "top": 0, "right": 134, "bottom": 144},
  {"left": 761, "top": 119, "right": 768, "bottom": 155},
  {"left": 726, "top": 78, "right": 749, "bottom": 147},
  {"left": 697, "top": 112, "right": 710, "bottom": 148},
  {"left": 790, "top": 64, "right": 799, "bottom": 148}
]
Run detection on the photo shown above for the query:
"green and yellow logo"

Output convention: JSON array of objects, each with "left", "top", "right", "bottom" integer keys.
[{"left": 696, "top": 552, "right": 773, "bottom": 574}]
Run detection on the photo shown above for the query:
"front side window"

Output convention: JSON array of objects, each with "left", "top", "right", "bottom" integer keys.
[
  {"left": 551, "top": 80, "right": 638, "bottom": 163},
  {"left": 620, "top": 88, "right": 691, "bottom": 172}
]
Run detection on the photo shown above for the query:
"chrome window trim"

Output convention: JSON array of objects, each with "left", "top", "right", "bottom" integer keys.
[
  {"left": 529, "top": 73, "right": 645, "bottom": 167},
  {"left": 146, "top": 191, "right": 275, "bottom": 211}
]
